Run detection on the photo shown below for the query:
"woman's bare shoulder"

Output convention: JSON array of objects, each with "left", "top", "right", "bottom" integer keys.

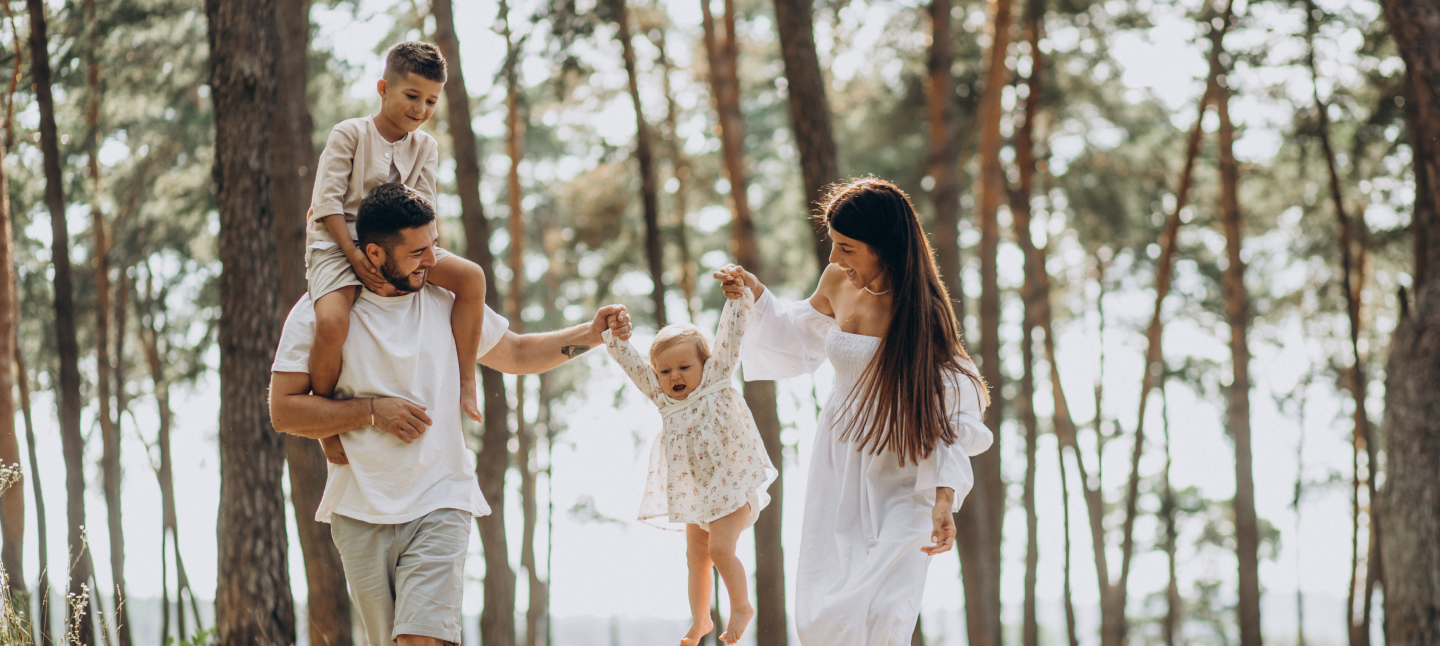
[{"left": 809, "top": 264, "right": 845, "bottom": 316}]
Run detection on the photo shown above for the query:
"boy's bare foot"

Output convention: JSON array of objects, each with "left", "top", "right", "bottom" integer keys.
[
  {"left": 679, "top": 616, "right": 713, "bottom": 646},
  {"left": 461, "top": 379, "right": 483, "bottom": 423},
  {"left": 720, "top": 603, "right": 753, "bottom": 644}
]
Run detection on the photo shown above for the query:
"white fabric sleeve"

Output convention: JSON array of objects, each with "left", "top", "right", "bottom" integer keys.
[
  {"left": 272, "top": 296, "right": 318, "bottom": 373},
  {"left": 603, "top": 329, "right": 661, "bottom": 399},
  {"left": 738, "top": 289, "right": 836, "bottom": 381},
  {"left": 704, "top": 286, "right": 754, "bottom": 385},
  {"left": 474, "top": 305, "right": 511, "bottom": 359},
  {"left": 915, "top": 363, "right": 994, "bottom": 512}
]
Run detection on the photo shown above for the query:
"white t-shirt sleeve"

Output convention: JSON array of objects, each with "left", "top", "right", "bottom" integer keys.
[
  {"left": 272, "top": 295, "right": 317, "bottom": 373},
  {"left": 476, "top": 305, "right": 510, "bottom": 360}
]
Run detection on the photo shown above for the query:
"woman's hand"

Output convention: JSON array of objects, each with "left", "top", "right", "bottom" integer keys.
[
  {"left": 713, "top": 264, "right": 765, "bottom": 300},
  {"left": 922, "top": 487, "right": 956, "bottom": 555}
]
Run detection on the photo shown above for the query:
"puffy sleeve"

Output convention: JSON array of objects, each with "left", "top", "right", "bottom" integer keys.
[
  {"left": 915, "top": 361, "right": 994, "bottom": 512},
  {"left": 738, "top": 288, "right": 836, "bottom": 381},
  {"left": 603, "top": 329, "right": 660, "bottom": 401},
  {"left": 703, "top": 286, "right": 754, "bottom": 386},
  {"left": 414, "top": 134, "right": 440, "bottom": 204}
]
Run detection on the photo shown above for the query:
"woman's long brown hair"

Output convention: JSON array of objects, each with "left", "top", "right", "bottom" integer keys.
[{"left": 822, "top": 178, "right": 990, "bottom": 465}]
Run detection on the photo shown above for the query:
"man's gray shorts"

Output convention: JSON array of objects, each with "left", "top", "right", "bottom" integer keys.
[{"left": 331, "top": 508, "right": 471, "bottom": 645}]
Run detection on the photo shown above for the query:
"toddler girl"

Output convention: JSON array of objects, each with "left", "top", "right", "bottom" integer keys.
[{"left": 602, "top": 287, "right": 776, "bottom": 646}]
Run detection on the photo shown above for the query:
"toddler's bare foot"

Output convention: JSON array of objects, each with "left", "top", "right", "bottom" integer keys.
[
  {"left": 460, "top": 379, "right": 483, "bottom": 423},
  {"left": 679, "top": 616, "right": 713, "bottom": 646},
  {"left": 720, "top": 603, "right": 753, "bottom": 644}
]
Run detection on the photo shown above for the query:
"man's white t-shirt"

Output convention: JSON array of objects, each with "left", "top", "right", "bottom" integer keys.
[{"left": 273, "top": 286, "right": 510, "bottom": 524}]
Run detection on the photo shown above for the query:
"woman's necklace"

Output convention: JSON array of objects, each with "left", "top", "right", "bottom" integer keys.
[{"left": 864, "top": 286, "right": 890, "bottom": 296}]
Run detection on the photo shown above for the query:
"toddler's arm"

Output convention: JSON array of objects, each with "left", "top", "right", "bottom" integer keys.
[
  {"left": 603, "top": 330, "right": 661, "bottom": 399},
  {"left": 707, "top": 286, "right": 755, "bottom": 379}
]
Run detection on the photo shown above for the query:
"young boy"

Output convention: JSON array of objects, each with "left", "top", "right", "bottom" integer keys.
[{"left": 305, "top": 42, "right": 486, "bottom": 432}]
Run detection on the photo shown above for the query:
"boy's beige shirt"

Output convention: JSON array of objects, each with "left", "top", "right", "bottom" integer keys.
[{"left": 305, "top": 116, "right": 440, "bottom": 250}]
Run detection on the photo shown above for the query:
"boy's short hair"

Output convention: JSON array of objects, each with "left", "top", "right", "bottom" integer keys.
[
  {"left": 385, "top": 41, "right": 447, "bottom": 84},
  {"left": 649, "top": 325, "right": 712, "bottom": 367},
  {"left": 356, "top": 183, "right": 436, "bottom": 252}
]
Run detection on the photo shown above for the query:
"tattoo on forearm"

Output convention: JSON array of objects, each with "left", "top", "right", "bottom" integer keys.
[{"left": 561, "top": 345, "right": 592, "bottom": 358}]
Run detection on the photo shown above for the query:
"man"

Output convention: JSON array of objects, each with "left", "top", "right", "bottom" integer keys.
[{"left": 269, "top": 183, "right": 631, "bottom": 646}]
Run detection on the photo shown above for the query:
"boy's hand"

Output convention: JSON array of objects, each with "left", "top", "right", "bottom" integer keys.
[
  {"left": 346, "top": 248, "right": 388, "bottom": 293},
  {"left": 320, "top": 435, "right": 348, "bottom": 465}
]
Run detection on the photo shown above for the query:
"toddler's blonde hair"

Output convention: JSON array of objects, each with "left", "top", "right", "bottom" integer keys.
[{"left": 648, "top": 324, "right": 712, "bottom": 368}]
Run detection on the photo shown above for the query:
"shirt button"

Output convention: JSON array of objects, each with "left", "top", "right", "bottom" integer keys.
[{"left": 384, "top": 153, "right": 391, "bottom": 158}]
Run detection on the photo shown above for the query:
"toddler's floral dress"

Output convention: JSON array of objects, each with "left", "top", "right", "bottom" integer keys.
[{"left": 602, "top": 288, "right": 777, "bottom": 530}]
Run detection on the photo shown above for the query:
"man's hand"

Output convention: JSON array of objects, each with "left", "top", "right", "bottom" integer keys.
[
  {"left": 320, "top": 435, "right": 348, "bottom": 465},
  {"left": 346, "top": 248, "right": 389, "bottom": 293},
  {"left": 585, "top": 304, "right": 632, "bottom": 347},
  {"left": 373, "top": 397, "right": 433, "bottom": 443},
  {"left": 921, "top": 487, "right": 957, "bottom": 555},
  {"left": 713, "top": 264, "right": 764, "bottom": 300}
]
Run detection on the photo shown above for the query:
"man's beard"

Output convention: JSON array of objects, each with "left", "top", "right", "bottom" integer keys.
[{"left": 380, "top": 256, "right": 426, "bottom": 293}]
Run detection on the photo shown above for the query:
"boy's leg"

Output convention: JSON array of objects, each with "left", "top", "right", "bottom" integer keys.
[
  {"left": 310, "top": 286, "right": 357, "bottom": 397},
  {"left": 706, "top": 504, "right": 755, "bottom": 645},
  {"left": 424, "top": 254, "right": 486, "bottom": 423},
  {"left": 683, "top": 524, "right": 716, "bottom": 646}
]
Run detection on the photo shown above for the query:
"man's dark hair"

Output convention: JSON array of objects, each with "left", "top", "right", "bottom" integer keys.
[
  {"left": 384, "top": 41, "right": 447, "bottom": 84},
  {"left": 356, "top": 183, "right": 436, "bottom": 252}
]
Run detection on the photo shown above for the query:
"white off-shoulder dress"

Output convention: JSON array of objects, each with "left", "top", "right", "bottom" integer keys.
[
  {"left": 739, "top": 289, "right": 993, "bottom": 646},
  {"left": 604, "top": 288, "right": 778, "bottom": 530}
]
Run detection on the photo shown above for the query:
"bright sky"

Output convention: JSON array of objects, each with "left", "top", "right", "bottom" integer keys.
[{"left": 17, "top": 0, "right": 1382, "bottom": 643}]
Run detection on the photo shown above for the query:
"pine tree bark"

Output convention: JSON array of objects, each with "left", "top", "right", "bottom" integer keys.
[
  {"left": 771, "top": 0, "right": 836, "bottom": 273},
  {"left": 1215, "top": 61, "right": 1263, "bottom": 646},
  {"left": 1379, "top": 0, "right": 1440, "bottom": 635},
  {"left": 206, "top": 0, "right": 296, "bottom": 643},
  {"left": 0, "top": 9, "right": 21, "bottom": 600},
  {"left": 26, "top": 1, "right": 95, "bottom": 641},
  {"left": 614, "top": 0, "right": 667, "bottom": 327},
  {"left": 82, "top": 3, "right": 134, "bottom": 642},
  {"left": 701, "top": 1, "right": 787, "bottom": 641},
  {"left": 1009, "top": 3, "right": 1043, "bottom": 644},
  {"left": 270, "top": 1, "right": 353, "bottom": 641},
  {"left": 1058, "top": 446, "right": 1078, "bottom": 646},
  {"left": 432, "top": 1, "right": 517, "bottom": 642},
  {"left": 17, "top": 344, "right": 49, "bottom": 645},
  {"left": 1162, "top": 377, "right": 1180, "bottom": 646},
  {"left": 926, "top": 0, "right": 963, "bottom": 323},
  {"left": 959, "top": 1, "right": 1013, "bottom": 643}
]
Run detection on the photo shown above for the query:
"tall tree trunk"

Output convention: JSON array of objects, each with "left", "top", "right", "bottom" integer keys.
[
  {"left": 960, "top": 0, "right": 1013, "bottom": 643},
  {"left": 926, "top": 0, "right": 963, "bottom": 323},
  {"left": 1214, "top": 54, "right": 1263, "bottom": 646},
  {"left": 1288, "top": 378, "right": 1306, "bottom": 646},
  {"left": 520, "top": 378, "right": 548, "bottom": 646},
  {"left": 206, "top": 1, "right": 296, "bottom": 643},
  {"left": 1008, "top": 2, "right": 1043, "bottom": 643},
  {"left": 0, "top": 2, "right": 21, "bottom": 603},
  {"left": 771, "top": 0, "right": 836, "bottom": 273},
  {"left": 700, "top": 1, "right": 787, "bottom": 641},
  {"left": 432, "top": 1, "right": 516, "bottom": 642},
  {"left": 18, "top": 342, "right": 50, "bottom": 644},
  {"left": 82, "top": 3, "right": 133, "bottom": 642},
  {"left": 1378, "top": 0, "right": 1440, "bottom": 630},
  {"left": 652, "top": 27, "right": 698, "bottom": 321},
  {"left": 138, "top": 276, "right": 204, "bottom": 644},
  {"left": 613, "top": 0, "right": 667, "bottom": 327},
  {"left": 1098, "top": 5, "right": 1231, "bottom": 644},
  {"left": 270, "top": 1, "right": 353, "bottom": 641},
  {"left": 911, "top": 615, "right": 924, "bottom": 646},
  {"left": 26, "top": 1, "right": 95, "bottom": 642},
  {"left": 1303, "top": 6, "right": 1379, "bottom": 642},
  {"left": 1162, "top": 375, "right": 1180, "bottom": 646},
  {"left": 1058, "top": 444, "right": 1078, "bottom": 646}
]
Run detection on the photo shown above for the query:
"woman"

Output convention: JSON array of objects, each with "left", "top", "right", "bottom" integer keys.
[{"left": 715, "top": 177, "right": 992, "bottom": 645}]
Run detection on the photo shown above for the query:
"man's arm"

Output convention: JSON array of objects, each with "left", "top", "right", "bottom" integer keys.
[
  {"left": 478, "top": 304, "right": 631, "bottom": 375},
  {"left": 269, "top": 371, "right": 434, "bottom": 442}
]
